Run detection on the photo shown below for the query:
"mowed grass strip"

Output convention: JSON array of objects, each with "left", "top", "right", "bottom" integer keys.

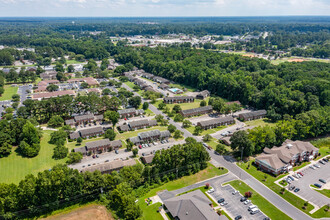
[
  {"left": 311, "top": 205, "right": 330, "bottom": 218},
  {"left": 225, "top": 180, "right": 292, "bottom": 220},
  {"left": 138, "top": 164, "right": 228, "bottom": 220},
  {"left": 0, "top": 130, "right": 66, "bottom": 184},
  {"left": 0, "top": 85, "right": 18, "bottom": 101},
  {"left": 238, "top": 160, "right": 315, "bottom": 214}
]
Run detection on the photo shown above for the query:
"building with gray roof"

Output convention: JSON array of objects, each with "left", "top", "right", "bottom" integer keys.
[
  {"left": 238, "top": 110, "right": 267, "bottom": 121},
  {"left": 197, "top": 116, "right": 235, "bottom": 130},
  {"left": 196, "top": 90, "right": 210, "bottom": 99},
  {"left": 79, "top": 126, "right": 104, "bottom": 138},
  {"left": 181, "top": 106, "right": 213, "bottom": 117},
  {"left": 164, "top": 96, "right": 194, "bottom": 104},
  {"left": 81, "top": 159, "right": 136, "bottom": 174},
  {"left": 163, "top": 190, "right": 224, "bottom": 220}
]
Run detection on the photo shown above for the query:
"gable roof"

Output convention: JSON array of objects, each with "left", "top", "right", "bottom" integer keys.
[
  {"left": 198, "top": 116, "right": 234, "bottom": 127},
  {"left": 164, "top": 190, "right": 222, "bottom": 220},
  {"left": 181, "top": 106, "right": 213, "bottom": 115},
  {"left": 79, "top": 126, "right": 104, "bottom": 136}
]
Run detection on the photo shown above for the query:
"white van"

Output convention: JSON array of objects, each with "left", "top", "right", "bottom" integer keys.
[
  {"left": 250, "top": 208, "right": 260, "bottom": 215},
  {"left": 248, "top": 205, "right": 257, "bottom": 211}
]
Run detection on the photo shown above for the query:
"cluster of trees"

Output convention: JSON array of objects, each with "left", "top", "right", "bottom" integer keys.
[
  {"left": 230, "top": 107, "right": 330, "bottom": 157},
  {"left": 0, "top": 67, "right": 38, "bottom": 84},
  {"left": 0, "top": 118, "right": 42, "bottom": 158},
  {"left": 17, "top": 93, "right": 122, "bottom": 123},
  {"left": 114, "top": 46, "right": 329, "bottom": 118},
  {"left": 0, "top": 140, "right": 210, "bottom": 219}
]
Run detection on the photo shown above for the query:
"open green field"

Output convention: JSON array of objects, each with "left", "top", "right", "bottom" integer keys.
[
  {"left": 270, "top": 57, "right": 330, "bottom": 65},
  {"left": 0, "top": 85, "right": 18, "bottom": 101},
  {"left": 65, "top": 60, "right": 85, "bottom": 65},
  {"left": 238, "top": 160, "right": 315, "bottom": 215},
  {"left": 124, "top": 81, "right": 137, "bottom": 90},
  {"left": 66, "top": 136, "right": 105, "bottom": 151},
  {"left": 225, "top": 180, "right": 291, "bottom": 220},
  {"left": 0, "top": 130, "right": 66, "bottom": 184},
  {"left": 206, "top": 137, "right": 232, "bottom": 152},
  {"left": 311, "top": 137, "right": 330, "bottom": 158},
  {"left": 186, "top": 125, "right": 227, "bottom": 136},
  {"left": 244, "top": 118, "right": 276, "bottom": 128},
  {"left": 138, "top": 164, "right": 228, "bottom": 220}
]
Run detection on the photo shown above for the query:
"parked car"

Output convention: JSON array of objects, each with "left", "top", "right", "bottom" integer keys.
[
  {"left": 240, "top": 197, "right": 247, "bottom": 202},
  {"left": 105, "top": 160, "right": 109, "bottom": 162},
  {"left": 142, "top": 153, "right": 145, "bottom": 156},
  {"left": 289, "top": 185, "right": 296, "bottom": 191},
  {"left": 232, "top": 190, "right": 238, "bottom": 195},
  {"left": 235, "top": 215, "right": 242, "bottom": 220},
  {"left": 244, "top": 200, "right": 251, "bottom": 205},
  {"left": 250, "top": 209, "right": 260, "bottom": 215},
  {"left": 115, "top": 150, "right": 118, "bottom": 154},
  {"left": 207, "top": 188, "right": 214, "bottom": 193},
  {"left": 322, "top": 158, "right": 328, "bottom": 162},
  {"left": 139, "top": 145, "right": 142, "bottom": 149},
  {"left": 298, "top": 172, "right": 304, "bottom": 176},
  {"left": 96, "top": 155, "right": 99, "bottom": 158},
  {"left": 297, "top": 173, "right": 302, "bottom": 178},
  {"left": 314, "top": 164, "right": 320, "bottom": 168},
  {"left": 288, "top": 176, "right": 294, "bottom": 181},
  {"left": 314, "top": 183, "right": 322, "bottom": 188},
  {"left": 220, "top": 201, "right": 228, "bottom": 206},
  {"left": 294, "top": 188, "right": 300, "bottom": 192},
  {"left": 248, "top": 205, "right": 257, "bottom": 211},
  {"left": 309, "top": 165, "right": 316, "bottom": 170},
  {"left": 319, "top": 179, "right": 326, "bottom": 184},
  {"left": 218, "top": 198, "right": 225, "bottom": 203}
]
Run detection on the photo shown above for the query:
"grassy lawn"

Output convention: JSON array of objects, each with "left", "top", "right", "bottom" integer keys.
[
  {"left": 244, "top": 118, "right": 275, "bottom": 128},
  {"left": 124, "top": 81, "right": 138, "bottom": 90},
  {"left": 0, "top": 130, "right": 66, "bottom": 184},
  {"left": 293, "top": 161, "right": 311, "bottom": 171},
  {"left": 155, "top": 97, "right": 210, "bottom": 111},
  {"left": 311, "top": 205, "right": 330, "bottom": 218},
  {"left": 144, "top": 108, "right": 155, "bottom": 116},
  {"left": 140, "top": 202, "right": 163, "bottom": 220},
  {"left": 65, "top": 60, "right": 85, "bottom": 65},
  {"left": 311, "top": 137, "right": 330, "bottom": 159},
  {"left": 206, "top": 137, "right": 232, "bottom": 152},
  {"left": 138, "top": 164, "right": 228, "bottom": 220},
  {"left": 0, "top": 85, "right": 18, "bottom": 101},
  {"left": 238, "top": 160, "right": 315, "bottom": 215},
  {"left": 225, "top": 180, "right": 291, "bottom": 220},
  {"left": 313, "top": 188, "right": 330, "bottom": 198},
  {"left": 186, "top": 125, "right": 227, "bottom": 136}
]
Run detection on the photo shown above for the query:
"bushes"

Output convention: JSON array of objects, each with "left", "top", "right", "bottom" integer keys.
[
  {"left": 104, "top": 129, "right": 116, "bottom": 141},
  {"left": 66, "top": 152, "right": 83, "bottom": 164},
  {"left": 52, "top": 145, "right": 68, "bottom": 160},
  {"left": 19, "top": 141, "right": 40, "bottom": 157},
  {"left": 49, "top": 130, "right": 67, "bottom": 146},
  {"left": 47, "top": 115, "right": 64, "bottom": 128}
]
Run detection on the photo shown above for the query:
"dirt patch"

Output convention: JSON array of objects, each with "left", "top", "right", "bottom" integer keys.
[
  {"left": 43, "top": 204, "right": 114, "bottom": 220},
  {"left": 288, "top": 58, "right": 305, "bottom": 62}
]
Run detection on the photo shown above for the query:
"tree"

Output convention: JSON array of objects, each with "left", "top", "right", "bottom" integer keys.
[
  {"left": 126, "top": 141, "right": 133, "bottom": 151},
  {"left": 52, "top": 145, "right": 68, "bottom": 160},
  {"left": 174, "top": 114, "right": 184, "bottom": 122},
  {"left": 55, "top": 62, "right": 64, "bottom": 72},
  {"left": 230, "top": 130, "right": 255, "bottom": 157},
  {"left": 47, "top": 115, "right": 64, "bottom": 128},
  {"left": 158, "top": 102, "right": 166, "bottom": 110},
  {"left": 102, "top": 88, "right": 111, "bottom": 95},
  {"left": 167, "top": 124, "right": 177, "bottom": 133},
  {"left": 132, "top": 148, "right": 138, "bottom": 157},
  {"left": 20, "top": 121, "right": 40, "bottom": 146},
  {"left": 142, "top": 102, "right": 149, "bottom": 110},
  {"left": 172, "top": 105, "right": 182, "bottom": 113},
  {"left": 0, "top": 142, "right": 12, "bottom": 158},
  {"left": 12, "top": 94, "right": 20, "bottom": 102},
  {"left": 66, "top": 152, "right": 83, "bottom": 164},
  {"left": 193, "top": 126, "right": 202, "bottom": 136},
  {"left": 200, "top": 100, "right": 206, "bottom": 107},
  {"left": 46, "top": 84, "right": 58, "bottom": 92},
  {"left": 202, "top": 134, "right": 212, "bottom": 142},
  {"left": 19, "top": 141, "right": 40, "bottom": 157},
  {"left": 155, "top": 114, "right": 164, "bottom": 122},
  {"left": 49, "top": 130, "right": 67, "bottom": 146},
  {"left": 67, "top": 65, "right": 75, "bottom": 73},
  {"left": 216, "top": 143, "right": 227, "bottom": 155},
  {"left": 77, "top": 137, "right": 83, "bottom": 145},
  {"left": 173, "top": 130, "right": 183, "bottom": 139},
  {"left": 104, "top": 111, "right": 120, "bottom": 128},
  {"left": 128, "top": 96, "right": 141, "bottom": 109},
  {"left": 182, "top": 120, "right": 192, "bottom": 128},
  {"left": 105, "top": 129, "right": 116, "bottom": 141},
  {"left": 81, "top": 82, "right": 89, "bottom": 89}
]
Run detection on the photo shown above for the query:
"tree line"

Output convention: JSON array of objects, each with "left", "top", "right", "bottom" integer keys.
[{"left": 0, "top": 140, "right": 210, "bottom": 219}]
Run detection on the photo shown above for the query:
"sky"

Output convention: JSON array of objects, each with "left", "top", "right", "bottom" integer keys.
[{"left": 0, "top": 0, "right": 329, "bottom": 17}]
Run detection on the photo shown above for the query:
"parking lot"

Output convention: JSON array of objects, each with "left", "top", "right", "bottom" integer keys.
[
  {"left": 287, "top": 158, "right": 330, "bottom": 207},
  {"left": 210, "top": 181, "right": 268, "bottom": 220}
]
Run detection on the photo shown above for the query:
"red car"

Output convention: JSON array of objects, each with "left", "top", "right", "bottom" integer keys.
[
  {"left": 139, "top": 145, "right": 142, "bottom": 149},
  {"left": 124, "top": 118, "right": 127, "bottom": 120},
  {"left": 298, "top": 172, "right": 304, "bottom": 176}
]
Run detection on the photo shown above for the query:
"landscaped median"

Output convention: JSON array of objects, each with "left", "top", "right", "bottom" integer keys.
[
  {"left": 238, "top": 160, "right": 319, "bottom": 216},
  {"left": 224, "top": 180, "right": 291, "bottom": 220},
  {"left": 137, "top": 163, "right": 228, "bottom": 220}
]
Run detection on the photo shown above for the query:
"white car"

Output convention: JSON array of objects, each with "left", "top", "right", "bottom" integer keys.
[
  {"left": 207, "top": 188, "right": 215, "bottom": 193},
  {"left": 309, "top": 165, "right": 316, "bottom": 170},
  {"left": 220, "top": 201, "right": 228, "bottom": 206},
  {"left": 314, "top": 164, "right": 320, "bottom": 168},
  {"left": 244, "top": 200, "right": 251, "bottom": 205},
  {"left": 232, "top": 190, "right": 238, "bottom": 195}
]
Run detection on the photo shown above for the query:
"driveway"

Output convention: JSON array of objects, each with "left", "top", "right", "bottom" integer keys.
[{"left": 287, "top": 160, "right": 330, "bottom": 208}]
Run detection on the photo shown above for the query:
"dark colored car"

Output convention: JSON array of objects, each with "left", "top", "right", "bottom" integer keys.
[
  {"left": 323, "top": 158, "right": 328, "bottom": 162},
  {"left": 218, "top": 198, "right": 225, "bottom": 203},
  {"left": 294, "top": 188, "right": 300, "bottom": 192},
  {"left": 319, "top": 179, "right": 326, "bottom": 184},
  {"left": 289, "top": 185, "right": 295, "bottom": 191},
  {"left": 314, "top": 183, "right": 322, "bottom": 188},
  {"left": 235, "top": 215, "right": 242, "bottom": 220},
  {"left": 240, "top": 197, "right": 247, "bottom": 202}
]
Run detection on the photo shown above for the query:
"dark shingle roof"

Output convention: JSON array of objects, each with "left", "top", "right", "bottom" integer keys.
[
  {"left": 118, "top": 108, "right": 136, "bottom": 115},
  {"left": 74, "top": 113, "right": 95, "bottom": 121},
  {"left": 118, "top": 124, "right": 130, "bottom": 131},
  {"left": 198, "top": 116, "right": 234, "bottom": 127},
  {"left": 128, "top": 119, "right": 149, "bottom": 128},
  {"left": 79, "top": 126, "right": 104, "bottom": 136},
  {"left": 69, "top": 132, "right": 80, "bottom": 140},
  {"left": 85, "top": 139, "right": 111, "bottom": 150},
  {"left": 239, "top": 110, "right": 267, "bottom": 119},
  {"left": 74, "top": 146, "right": 87, "bottom": 154},
  {"left": 181, "top": 106, "right": 213, "bottom": 115},
  {"left": 164, "top": 96, "right": 194, "bottom": 102}
]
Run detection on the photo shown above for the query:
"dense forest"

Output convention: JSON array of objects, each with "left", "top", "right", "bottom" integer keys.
[{"left": 114, "top": 45, "right": 330, "bottom": 118}]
